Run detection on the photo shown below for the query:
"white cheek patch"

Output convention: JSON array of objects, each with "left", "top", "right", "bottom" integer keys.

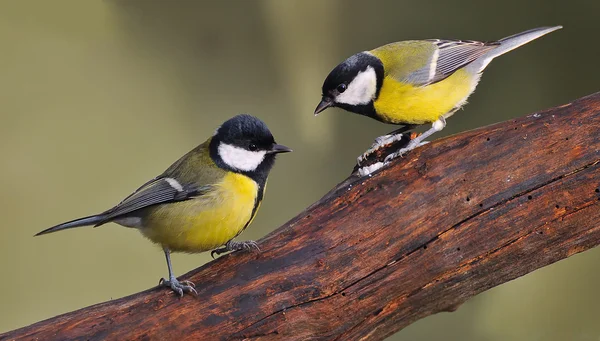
[
  {"left": 335, "top": 66, "right": 377, "bottom": 106},
  {"left": 218, "top": 142, "right": 266, "bottom": 172}
]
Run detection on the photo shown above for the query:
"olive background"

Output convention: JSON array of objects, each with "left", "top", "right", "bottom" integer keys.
[{"left": 1, "top": 1, "right": 599, "bottom": 340}]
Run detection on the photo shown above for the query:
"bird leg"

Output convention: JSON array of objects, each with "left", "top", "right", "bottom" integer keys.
[
  {"left": 357, "top": 125, "right": 416, "bottom": 166},
  {"left": 211, "top": 239, "right": 260, "bottom": 259},
  {"left": 159, "top": 248, "right": 197, "bottom": 296},
  {"left": 357, "top": 134, "right": 405, "bottom": 165},
  {"left": 357, "top": 117, "right": 445, "bottom": 177},
  {"left": 383, "top": 117, "right": 446, "bottom": 164}
]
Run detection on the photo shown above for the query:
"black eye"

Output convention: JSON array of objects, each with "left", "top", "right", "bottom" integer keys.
[
  {"left": 248, "top": 144, "right": 258, "bottom": 151},
  {"left": 337, "top": 83, "right": 347, "bottom": 93}
]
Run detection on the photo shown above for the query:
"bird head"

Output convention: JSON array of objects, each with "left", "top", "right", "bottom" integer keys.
[
  {"left": 315, "top": 52, "right": 384, "bottom": 116},
  {"left": 211, "top": 114, "right": 291, "bottom": 178}
]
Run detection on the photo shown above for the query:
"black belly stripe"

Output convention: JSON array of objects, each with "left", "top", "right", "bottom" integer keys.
[{"left": 232, "top": 181, "right": 265, "bottom": 239}]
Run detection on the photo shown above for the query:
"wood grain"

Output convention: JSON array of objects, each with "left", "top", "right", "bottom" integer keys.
[{"left": 2, "top": 93, "right": 599, "bottom": 341}]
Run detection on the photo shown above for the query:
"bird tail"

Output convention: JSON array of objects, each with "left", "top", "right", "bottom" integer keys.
[
  {"left": 467, "top": 26, "right": 562, "bottom": 73},
  {"left": 35, "top": 215, "right": 105, "bottom": 236}
]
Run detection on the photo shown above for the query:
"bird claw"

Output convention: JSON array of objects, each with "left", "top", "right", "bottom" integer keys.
[
  {"left": 210, "top": 248, "right": 224, "bottom": 259},
  {"left": 357, "top": 133, "right": 407, "bottom": 166},
  {"left": 358, "top": 145, "right": 416, "bottom": 177},
  {"left": 211, "top": 240, "right": 261, "bottom": 259},
  {"left": 160, "top": 277, "right": 198, "bottom": 297},
  {"left": 383, "top": 148, "right": 409, "bottom": 163},
  {"left": 357, "top": 151, "right": 373, "bottom": 165},
  {"left": 357, "top": 138, "right": 389, "bottom": 164},
  {"left": 180, "top": 280, "right": 196, "bottom": 288},
  {"left": 383, "top": 135, "right": 431, "bottom": 164},
  {"left": 239, "top": 240, "right": 261, "bottom": 252}
]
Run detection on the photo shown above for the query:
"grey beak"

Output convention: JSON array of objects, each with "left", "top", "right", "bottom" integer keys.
[
  {"left": 268, "top": 144, "right": 293, "bottom": 154},
  {"left": 314, "top": 97, "right": 333, "bottom": 116}
]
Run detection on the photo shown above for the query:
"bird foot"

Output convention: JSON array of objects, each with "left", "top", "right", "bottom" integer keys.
[
  {"left": 159, "top": 276, "right": 197, "bottom": 297},
  {"left": 357, "top": 139, "right": 430, "bottom": 177},
  {"left": 211, "top": 240, "right": 260, "bottom": 259},
  {"left": 382, "top": 138, "right": 428, "bottom": 164},
  {"left": 357, "top": 133, "right": 406, "bottom": 165},
  {"left": 383, "top": 147, "right": 410, "bottom": 164}
]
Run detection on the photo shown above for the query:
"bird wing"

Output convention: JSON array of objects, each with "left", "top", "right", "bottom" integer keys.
[
  {"left": 96, "top": 176, "right": 211, "bottom": 226},
  {"left": 372, "top": 39, "right": 498, "bottom": 87},
  {"left": 422, "top": 39, "right": 499, "bottom": 84},
  {"left": 96, "top": 141, "right": 222, "bottom": 226}
]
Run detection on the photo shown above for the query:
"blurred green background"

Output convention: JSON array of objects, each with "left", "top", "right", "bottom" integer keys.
[{"left": 1, "top": 0, "right": 599, "bottom": 339}]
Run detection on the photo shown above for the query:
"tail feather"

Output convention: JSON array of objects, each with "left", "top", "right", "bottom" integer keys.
[
  {"left": 35, "top": 215, "right": 105, "bottom": 236},
  {"left": 467, "top": 26, "right": 562, "bottom": 73}
]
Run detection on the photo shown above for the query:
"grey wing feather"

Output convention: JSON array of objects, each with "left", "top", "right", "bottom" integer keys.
[
  {"left": 406, "top": 40, "right": 498, "bottom": 86},
  {"left": 96, "top": 177, "right": 210, "bottom": 225}
]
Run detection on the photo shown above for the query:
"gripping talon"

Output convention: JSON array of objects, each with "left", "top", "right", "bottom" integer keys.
[
  {"left": 211, "top": 248, "right": 225, "bottom": 259},
  {"left": 244, "top": 241, "right": 260, "bottom": 252},
  {"left": 181, "top": 280, "right": 196, "bottom": 288},
  {"left": 211, "top": 240, "right": 261, "bottom": 258},
  {"left": 160, "top": 276, "right": 197, "bottom": 297},
  {"left": 357, "top": 133, "right": 409, "bottom": 166}
]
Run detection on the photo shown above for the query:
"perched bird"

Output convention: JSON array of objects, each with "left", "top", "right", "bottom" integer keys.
[
  {"left": 36, "top": 114, "right": 291, "bottom": 296},
  {"left": 315, "top": 26, "right": 562, "bottom": 176}
]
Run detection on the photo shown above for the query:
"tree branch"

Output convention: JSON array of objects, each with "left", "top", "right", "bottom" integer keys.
[{"left": 2, "top": 93, "right": 600, "bottom": 341}]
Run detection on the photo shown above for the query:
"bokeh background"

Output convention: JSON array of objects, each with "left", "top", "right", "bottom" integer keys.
[{"left": 1, "top": 1, "right": 598, "bottom": 340}]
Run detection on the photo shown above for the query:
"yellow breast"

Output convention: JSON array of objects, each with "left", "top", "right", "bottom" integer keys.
[
  {"left": 374, "top": 69, "right": 479, "bottom": 125},
  {"left": 140, "top": 173, "right": 259, "bottom": 253}
]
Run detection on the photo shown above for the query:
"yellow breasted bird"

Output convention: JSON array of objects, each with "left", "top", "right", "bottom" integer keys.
[
  {"left": 314, "top": 26, "right": 562, "bottom": 176},
  {"left": 36, "top": 114, "right": 291, "bottom": 296}
]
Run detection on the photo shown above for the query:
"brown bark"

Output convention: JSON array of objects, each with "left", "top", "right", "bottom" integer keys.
[{"left": 2, "top": 93, "right": 600, "bottom": 341}]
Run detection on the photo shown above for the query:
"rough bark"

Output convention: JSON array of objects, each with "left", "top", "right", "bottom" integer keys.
[{"left": 2, "top": 93, "right": 600, "bottom": 341}]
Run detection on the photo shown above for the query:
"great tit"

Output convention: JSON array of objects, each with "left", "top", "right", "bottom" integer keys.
[
  {"left": 36, "top": 114, "right": 291, "bottom": 296},
  {"left": 315, "top": 26, "right": 562, "bottom": 176}
]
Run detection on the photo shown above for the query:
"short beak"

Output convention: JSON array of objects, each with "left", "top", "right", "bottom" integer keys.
[
  {"left": 314, "top": 97, "right": 333, "bottom": 116},
  {"left": 268, "top": 144, "right": 293, "bottom": 154}
]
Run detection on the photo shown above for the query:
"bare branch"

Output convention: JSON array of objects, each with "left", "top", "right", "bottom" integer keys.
[{"left": 2, "top": 93, "right": 599, "bottom": 341}]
